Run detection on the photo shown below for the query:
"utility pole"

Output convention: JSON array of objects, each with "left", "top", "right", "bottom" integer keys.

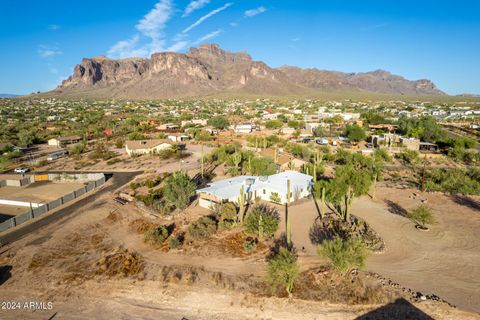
[
  {"left": 421, "top": 154, "right": 427, "bottom": 192},
  {"left": 201, "top": 144, "right": 204, "bottom": 179},
  {"left": 286, "top": 179, "right": 292, "bottom": 246}
]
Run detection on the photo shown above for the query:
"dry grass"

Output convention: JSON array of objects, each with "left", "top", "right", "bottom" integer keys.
[
  {"left": 294, "top": 267, "right": 393, "bottom": 305},
  {"left": 96, "top": 247, "right": 145, "bottom": 278}
]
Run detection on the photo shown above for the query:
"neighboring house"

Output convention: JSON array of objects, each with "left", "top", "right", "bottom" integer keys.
[
  {"left": 280, "top": 127, "right": 296, "bottom": 135},
  {"left": 400, "top": 137, "right": 420, "bottom": 151},
  {"left": 157, "top": 123, "right": 180, "bottom": 131},
  {"left": 167, "top": 134, "right": 190, "bottom": 142},
  {"left": 233, "top": 123, "right": 257, "bottom": 134},
  {"left": 197, "top": 171, "right": 313, "bottom": 209},
  {"left": 47, "top": 136, "right": 82, "bottom": 148},
  {"left": 204, "top": 127, "right": 219, "bottom": 135},
  {"left": 125, "top": 139, "right": 175, "bottom": 156}
]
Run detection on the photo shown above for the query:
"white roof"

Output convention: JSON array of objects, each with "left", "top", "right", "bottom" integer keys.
[{"left": 197, "top": 171, "right": 313, "bottom": 200}]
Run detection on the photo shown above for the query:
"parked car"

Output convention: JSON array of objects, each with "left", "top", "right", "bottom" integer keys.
[{"left": 14, "top": 167, "right": 29, "bottom": 174}]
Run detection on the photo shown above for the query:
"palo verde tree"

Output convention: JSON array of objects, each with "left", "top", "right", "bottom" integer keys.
[
  {"left": 162, "top": 171, "right": 196, "bottom": 211},
  {"left": 314, "top": 152, "right": 382, "bottom": 223}
]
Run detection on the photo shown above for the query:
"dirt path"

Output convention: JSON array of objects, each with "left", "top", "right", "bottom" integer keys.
[{"left": 352, "top": 187, "right": 480, "bottom": 314}]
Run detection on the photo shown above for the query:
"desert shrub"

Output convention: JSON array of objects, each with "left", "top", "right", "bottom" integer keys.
[
  {"left": 168, "top": 237, "right": 181, "bottom": 249},
  {"left": 373, "top": 148, "right": 391, "bottom": 162},
  {"left": 243, "top": 237, "right": 258, "bottom": 252},
  {"left": 395, "top": 149, "right": 420, "bottom": 166},
  {"left": 217, "top": 202, "right": 238, "bottom": 230},
  {"left": 267, "top": 247, "right": 299, "bottom": 296},
  {"left": 144, "top": 226, "right": 169, "bottom": 245},
  {"left": 425, "top": 168, "right": 480, "bottom": 195},
  {"left": 244, "top": 204, "right": 279, "bottom": 238},
  {"left": 270, "top": 192, "right": 281, "bottom": 204},
  {"left": 106, "top": 157, "right": 122, "bottom": 165},
  {"left": 115, "top": 139, "right": 124, "bottom": 148},
  {"left": 188, "top": 216, "right": 217, "bottom": 240},
  {"left": 317, "top": 235, "right": 369, "bottom": 275},
  {"left": 407, "top": 204, "right": 434, "bottom": 228}
]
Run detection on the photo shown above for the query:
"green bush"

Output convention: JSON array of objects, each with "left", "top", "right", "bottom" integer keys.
[
  {"left": 425, "top": 168, "right": 480, "bottom": 195},
  {"left": 407, "top": 204, "right": 434, "bottom": 228},
  {"left": 395, "top": 149, "right": 420, "bottom": 166},
  {"left": 217, "top": 202, "right": 238, "bottom": 230},
  {"left": 144, "top": 226, "right": 169, "bottom": 245},
  {"left": 317, "top": 236, "right": 369, "bottom": 275},
  {"left": 267, "top": 247, "right": 299, "bottom": 296},
  {"left": 168, "top": 237, "right": 181, "bottom": 249},
  {"left": 188, "top": 216, "right": 217, "bottom": 240},
  {"left": 244, "top": 204, "right": 279, "bottom": 238},
  {"left": 270, "top": 192, "right": 281, "bottom": 204},
  {"left": 243, "top": 237, "right": 258, "bottom": 252}
]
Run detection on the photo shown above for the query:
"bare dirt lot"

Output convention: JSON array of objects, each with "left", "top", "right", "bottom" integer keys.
[
  {"left": 353, "top": 186, "right": 480, "bottom": 314},
  {"left": 0, "top": 182, "right": 478, "bottom": 319},
  {"left": 0, "top": 182, "right": 85, "bottom": 203}
]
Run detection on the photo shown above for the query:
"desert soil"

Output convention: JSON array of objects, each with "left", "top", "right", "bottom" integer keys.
[{"left": 0, "top": 178, "right": 479, "bottom": 319}]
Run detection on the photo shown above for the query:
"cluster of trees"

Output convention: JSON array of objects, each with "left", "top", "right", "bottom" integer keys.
[
  {"left": 206, "top": 144, "right": 277, "bottom": 176},
  {"left": 425, "top": 168, "right": 480, "bottom": 195},
  {"left": 136, "top": 171, "right": 197, "bottom": 214},
  {"left": 397, "top": 116, "right": 445, "bottom": 143}
]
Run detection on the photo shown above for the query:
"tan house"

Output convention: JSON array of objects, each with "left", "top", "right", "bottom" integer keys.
[
  {"left": 47, "top": 136, "right": 82, "bottom": 147},
  {"left": 125, "top": 139, "right": 174, "bottom": 156}
]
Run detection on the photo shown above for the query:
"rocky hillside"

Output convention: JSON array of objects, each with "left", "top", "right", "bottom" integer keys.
[{"left": 53, "top": 44, "right": 445, "bottom": 98}]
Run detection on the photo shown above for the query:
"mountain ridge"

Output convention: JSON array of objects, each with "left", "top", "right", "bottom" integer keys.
[{"left": 52, "top": 43, "right": 446, "bottom": 98}]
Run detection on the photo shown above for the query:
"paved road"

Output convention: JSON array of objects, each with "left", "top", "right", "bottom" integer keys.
[{"left": 0, "top": 171, "right": 141, "bottom": 246}]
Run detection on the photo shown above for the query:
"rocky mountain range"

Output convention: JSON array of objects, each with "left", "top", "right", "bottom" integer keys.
[{"left": 53, "top": 44, "right": 446, "bottom": 98}]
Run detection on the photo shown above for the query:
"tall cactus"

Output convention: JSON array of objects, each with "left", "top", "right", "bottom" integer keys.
[
  {"left": 239, "top": 185, "right": 245, "bottom": 224},
  {"left": 286, "top": 179, "right": 292, "bottom": 246},
  {"left": 321, "top": 187, "right": 325, "bottom": 219},
  {"left": 258, "top": 213, "right": 263, "bottom": 238}
]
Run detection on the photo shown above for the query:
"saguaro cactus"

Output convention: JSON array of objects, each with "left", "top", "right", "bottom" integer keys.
[
  {"left": 239, "top": 185, "right": 245, "bottom": 224},
  {"left": 321, "top": 187, "right": 325, "bottom": 219}
]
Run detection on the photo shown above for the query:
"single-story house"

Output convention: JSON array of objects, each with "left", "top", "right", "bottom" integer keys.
[
  {"left": 233, "top": 123, "right": 258, "bottom": 134},
  {"left": 125, "top": 139, "right": 175, "bottom": 156},
  {"left": 197, "top": 171, "right": 313, "bottom": 209},
  {"left": 47, "top": 136, "right": 82, "bottom": 148},
  {"left": 167, "top": 134, "right": 190, "bottom": 142}
]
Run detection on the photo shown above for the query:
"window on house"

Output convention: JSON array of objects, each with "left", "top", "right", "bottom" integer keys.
[{"left": 263, "top": 189, "right": 266, "bottom": 194}]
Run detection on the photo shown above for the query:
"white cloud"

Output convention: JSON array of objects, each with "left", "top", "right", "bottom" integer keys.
[
  {"left": 291, "top": 37, "right": 300, "bottom": 42},
  {"left": 107, "top": 34, "right": 150, "bottom": 58},
  {"left": 183, "top": 0, "right": 211, "bottom": 17},
  {"left": 183, "top": 2, "right": 233, "bottom": 33},
  {"left": 166, "top": 40, "right": 190, "bottom": 52},
  {"left": 38, "top": 45, "right": 62, "bottom": 58},
  {"left": 194, "top": 29, "right": 223, "bottom": 45},
  {"left": 244, "top": 6, "right": 266, "bottom": 18},
  {"left": 48, "top": 24, "right": 61, "bottom": 30},
  {"left": 229, "top": 22, "right": 238, "bottom": 27},
  {"left": 107, "top": 0, "right": 173, "bottom": 58}
]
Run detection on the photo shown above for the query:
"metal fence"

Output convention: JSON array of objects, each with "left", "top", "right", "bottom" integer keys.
[{"left": 0, "top": 174, "right": 106, "bottom": 233}]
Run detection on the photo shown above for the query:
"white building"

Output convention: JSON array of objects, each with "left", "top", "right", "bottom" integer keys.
[
  {"left": 125, "top": 139, "right": 174, "bottom": 156},
  {"left": 197, "top": 171, "right": 313, "bottom": 209},
  {"left": 233, "top": 123, "right": 257, "bottom": 134}
]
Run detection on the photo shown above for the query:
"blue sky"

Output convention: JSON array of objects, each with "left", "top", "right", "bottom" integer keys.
[{"left": 0, "top": 0, "right": 479, "bottom": 95}]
